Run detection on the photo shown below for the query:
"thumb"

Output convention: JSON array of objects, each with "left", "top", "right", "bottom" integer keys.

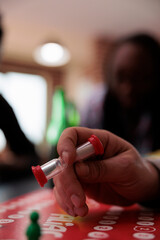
[
  {"left": 75, "top": 154, "right": 134, "bottom": 183},
  {"left": 75, "top": 160, "right": 108, "bottom": 183}
]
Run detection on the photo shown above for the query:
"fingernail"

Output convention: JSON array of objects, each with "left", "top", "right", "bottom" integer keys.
[
  {"left": 67, "top": 208, "right": 76, "bottom": 217},
  {"left": 74, "top": 204, "right": 88, "bottom": 217},
  {"left": 75, "top": 163, "right": 89, "bottom": 177},
  {"left": 61, "top": 151, "right": 69, "bottom": 165},
  {"left": 71, "top": 194, "right": 81, "bottom": 208}
]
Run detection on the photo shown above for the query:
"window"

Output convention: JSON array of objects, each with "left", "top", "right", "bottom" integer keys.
[{"left": 0, "top": 72, "right": 47, "bottom": 150}]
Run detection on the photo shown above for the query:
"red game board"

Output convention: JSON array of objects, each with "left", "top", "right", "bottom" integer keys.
[{"left": 0, "top": 188, "right": 160, "bottom": 239}]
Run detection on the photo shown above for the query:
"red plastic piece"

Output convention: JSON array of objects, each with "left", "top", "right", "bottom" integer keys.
[
  {"left": 88, "top": 135, "right": 104, "bottom": 155},
  {"left": 31, "top": 165, "right": 47, "bottom": 187}
]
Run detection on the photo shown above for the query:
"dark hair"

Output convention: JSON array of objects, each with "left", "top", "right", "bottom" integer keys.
[
  {"left": 117, "top": 34, "right": 160, "bottom": 86},
  {"left": 104, "top": 33, "right": 160, "bottom": 89},
  {"left": 117, "top": 33, "right": 160, "bottom": 51},
  {"left": 0, "top": 14, "right": 3, "bottom": 44},
  {"left": 118, "top": 34, "right": 160, "bottom": 72},
  {"left": 102, "top": 34, "right": 160, "bottom": 151}
]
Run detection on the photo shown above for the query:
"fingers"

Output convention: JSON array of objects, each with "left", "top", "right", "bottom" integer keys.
[
  {"left": 57, "top": 128, "right": 77, "bottom": 165},
  {"left": 55, "top": 127, "right": 138, "bottom": 216},
  {"left": 101, "top": 131, "right": 132, "bottom": 159},
  {"left": 57, "top": 127, "right": 132, "bottom": 165},
  {"left": 57, "top": 127, "right": 91, "bottom": 165},
  {"left": 75, "top": 150, "right": 139, "bottom": 183},
  {"left": 53, "top": 165, "right": 88, "bottom": 217}
]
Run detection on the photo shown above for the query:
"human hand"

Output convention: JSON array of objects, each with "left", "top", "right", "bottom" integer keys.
[
  {"left": 53, "top": 127, "right": 159, "bottom": 217},
  {"left": 0, "top": 146, "right": 35, "bottom": 170}
]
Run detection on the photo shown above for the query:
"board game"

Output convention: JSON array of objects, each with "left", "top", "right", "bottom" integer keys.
[{"left": 0, "top": 188, "right": 160, "bottom": 239}]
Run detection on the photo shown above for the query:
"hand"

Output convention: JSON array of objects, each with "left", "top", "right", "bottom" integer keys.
[
  {"left": 53, "top": 127, "right": 159, "bottom": 217},
  {"left": 0, "top": 146, "right": 36, "bottom": 170},
  {"left": 0, "top": 147, "right": 22, "bottom": 167}
]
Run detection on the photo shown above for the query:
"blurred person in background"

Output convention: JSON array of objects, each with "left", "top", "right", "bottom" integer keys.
[
  {"left": 81, "top": 33, "right": 160, "bottom": 155},
  {"left": 0, "top": 18, "right": 40, "bottom": 181}
]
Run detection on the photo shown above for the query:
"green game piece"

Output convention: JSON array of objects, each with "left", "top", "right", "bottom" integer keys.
[{"left": 26, "top": 211, "right": 41, "bottom": 240}]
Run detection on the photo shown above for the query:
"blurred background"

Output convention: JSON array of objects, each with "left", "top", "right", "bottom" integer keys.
[{"left": 0, "top": 0, "right": 160, "bottom": 157}]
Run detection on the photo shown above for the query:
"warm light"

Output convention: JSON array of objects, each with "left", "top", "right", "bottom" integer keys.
[
  {"left": 34, "top": 42, "right": 71, "bottom": 67},
  {"left": 41, "top": 43, "right": 63, "bottom": 63}
]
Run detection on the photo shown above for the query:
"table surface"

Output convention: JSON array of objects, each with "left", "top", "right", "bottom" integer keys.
[{"left": 0, "top": 188, "right": 160, "bottom": 240}]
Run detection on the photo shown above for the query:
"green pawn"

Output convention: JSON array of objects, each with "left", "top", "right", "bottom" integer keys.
[{"left": 26, "top": 211, "right": 41, "bottom": 240}]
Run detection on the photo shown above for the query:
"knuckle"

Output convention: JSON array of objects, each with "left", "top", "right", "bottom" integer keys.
[
  {"left": 89, "top": 161, "right": 106, "bottom": 182},
  {"left": 120, "top": 154, "right": 136, "bottom": 170}
]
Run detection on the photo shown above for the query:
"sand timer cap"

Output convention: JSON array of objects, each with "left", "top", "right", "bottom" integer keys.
[
  {"left": 88, "top": 135, "right": 104, "bottom": 155},
  {"left": 32, "top": 165, "right": 47, "bottom": 187},
  {"left": 32, "top": 134, "right": 104, "bottom": 188}
]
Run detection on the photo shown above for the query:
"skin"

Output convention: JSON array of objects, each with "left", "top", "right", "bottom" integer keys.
[
  {"left": 109, "top": 43, "right": 154, "bottom": 110},
  {"left": 0, "top": 146, "right": 31, "bottom": 169},
  {"left": 53, "top": 127, "right": 159, "bottom": 217}
]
